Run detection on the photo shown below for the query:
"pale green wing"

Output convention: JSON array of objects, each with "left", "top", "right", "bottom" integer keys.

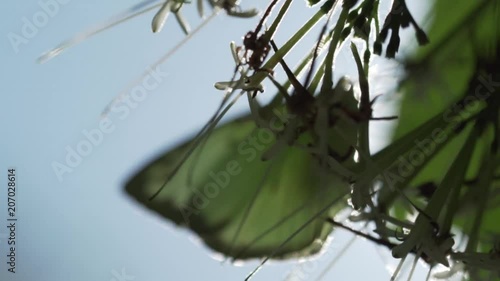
[{"left": 125, "top": 114, "right": 351, "bottom": 259}]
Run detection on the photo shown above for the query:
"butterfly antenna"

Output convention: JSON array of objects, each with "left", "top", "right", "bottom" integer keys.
[
  {"left": 37, "top": 0, "right": 164, "bottom": 63},
  {"left": 101, "top": 8, "right": 221, "bottom": 117},
  {"left": 305, "top": 40, "right": 328, "bottom": 95},
  {"left": 304, "top": 7, "right": 334, "bottom": 90}
]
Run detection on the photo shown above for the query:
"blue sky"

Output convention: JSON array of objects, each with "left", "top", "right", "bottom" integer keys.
[{"left": 0, "top": 1, "right": 434, "bottom": 280}]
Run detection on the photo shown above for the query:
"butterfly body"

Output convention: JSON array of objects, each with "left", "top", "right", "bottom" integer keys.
[{"left": 126, "top": 0, "right": 361, "bottom": 262}]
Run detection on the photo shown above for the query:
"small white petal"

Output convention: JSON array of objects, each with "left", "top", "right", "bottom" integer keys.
[
  {"left": 226, "top": 8, "right": 259, "bottom": 18},
  {"left": 152, "top": 1, "right": 172, "bottom": 33},
  {"left": 174, "top": 11, "right": 191, "bottom": 35},
  {"left": 197, "top": 0, "right": 204, "bottom": 18}
]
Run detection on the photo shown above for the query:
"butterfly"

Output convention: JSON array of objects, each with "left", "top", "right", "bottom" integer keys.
[
  {"left": 122, "top": 2, "right": 376, "bottom": 263},
  {"left": 124, "top": 60, "right": 363, "bottom": 262},
  {"left": 121, "top": 0, "right": 423, "bottom": 273}
]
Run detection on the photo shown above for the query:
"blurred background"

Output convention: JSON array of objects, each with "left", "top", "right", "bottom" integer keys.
[{"left": 1, "top": 0, "right": 433, "bottom": 280}]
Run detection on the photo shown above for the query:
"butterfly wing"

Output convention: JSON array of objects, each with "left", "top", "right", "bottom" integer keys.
[{"left": 125, "top": 114, "right": 351, "bottom": 259}]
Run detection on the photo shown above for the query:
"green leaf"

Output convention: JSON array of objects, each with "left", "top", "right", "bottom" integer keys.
[
  {"left": 307, "top": 0, "right": 322, "bottom": 7},
  {"left": 382, "top": 0, "right": 500, "bottom": 278}
]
